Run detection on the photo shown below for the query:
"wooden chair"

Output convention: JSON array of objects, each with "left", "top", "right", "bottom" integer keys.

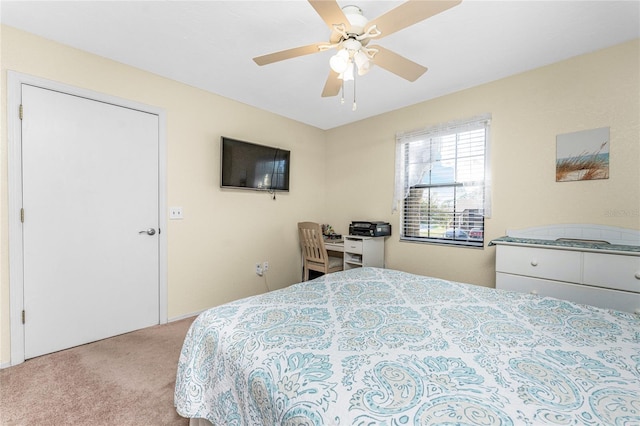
[{"left": 297, "top": 222, "right": 343, "bottom": 281}]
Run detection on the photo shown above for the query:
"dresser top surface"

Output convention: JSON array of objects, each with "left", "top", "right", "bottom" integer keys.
[
  {"left": 490, "top": 224, "right": 640, "bottom": 254},
  {"left": 489, "top": 236, "right": 640, "bottom": 255}
]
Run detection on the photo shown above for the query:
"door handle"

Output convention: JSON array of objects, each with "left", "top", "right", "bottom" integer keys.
[{"left": 139, "top": 228, "right": 156, "bottom": 236}]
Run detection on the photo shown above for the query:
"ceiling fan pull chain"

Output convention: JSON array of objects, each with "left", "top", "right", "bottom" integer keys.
[
  {"left": 352, "top": 72, "right": 357, "bottom": 111},
  {"left": 341, "top": 79, "right": 345, "bottom": 105}
]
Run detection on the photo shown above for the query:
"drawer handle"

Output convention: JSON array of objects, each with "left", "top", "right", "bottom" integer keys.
[
  {"left": 635, "top": 272, "right": 640, "bottom": 280},
  {"left": 530, "top": 259, "right": 538, "bottom": 267}
]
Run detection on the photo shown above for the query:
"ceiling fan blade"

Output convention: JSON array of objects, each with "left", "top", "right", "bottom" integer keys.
[
  {"left": 370, "top": 45, "right": 428, "bottom": 82},
  {"left": 321, "top": 70, "right": 341, "bottom": 97},
  {"left": 253, "top": 42, "right": 328, "bottom": 66},
  {"left": 366, "top": 0, "right": 461, "bottom": 39},
  {"left": 308, "top": 0, "right": 351, "bottom": 33}
]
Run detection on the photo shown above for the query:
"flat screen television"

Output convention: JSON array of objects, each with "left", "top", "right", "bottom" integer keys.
[{"left": 220, "top": 137, "right": 290, "bottom": 192}]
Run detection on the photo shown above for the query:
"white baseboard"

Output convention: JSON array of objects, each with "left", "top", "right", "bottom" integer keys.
[
  {"left": 169, "top": 309, "right": 205, "bottom": 322},
  {"left": 0, "top": 361, "right": 13, "bottom": 370}
]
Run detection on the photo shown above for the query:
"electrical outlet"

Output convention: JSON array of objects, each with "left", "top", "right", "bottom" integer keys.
[
  {"left": 169, "top": 206, "right": 183, "bottom": 220},
  {"left": 256, "top": 263, "right": 263, "bottom": 276},
  {"left": 263, "top": 261, "right": 269, "bottom": 272}
]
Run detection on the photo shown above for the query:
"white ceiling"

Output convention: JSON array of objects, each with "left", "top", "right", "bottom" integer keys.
[{"left": 1, "top": 1, "right": 638, "bottom": 130}]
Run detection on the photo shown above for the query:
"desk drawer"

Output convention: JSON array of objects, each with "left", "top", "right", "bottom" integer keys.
[
  {"left": 496, "top": 245, "right": 581, "bottom": 283},
  {"left": 583, "top": 252, "right": 640, "bottom": 293},
  {"left": 344, "top": 239, "right": 363, "bottom": 254}
]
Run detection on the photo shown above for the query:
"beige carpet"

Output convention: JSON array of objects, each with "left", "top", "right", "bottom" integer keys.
[{"left": 0, "top": 317, "right": 195, "bottom": 425}]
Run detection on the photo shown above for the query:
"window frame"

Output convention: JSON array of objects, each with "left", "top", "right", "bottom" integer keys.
[{"left": 395, "top": 116, "right": 490, "bottom": 248}]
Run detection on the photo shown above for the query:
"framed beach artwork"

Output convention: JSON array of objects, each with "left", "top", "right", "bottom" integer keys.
[{"left": 556, "top": 127, "right": 610, "bottom": 182}]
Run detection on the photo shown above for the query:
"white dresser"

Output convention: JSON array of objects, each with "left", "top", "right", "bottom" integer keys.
[{"left": 491, "top": 224, "right": 640, "bottom": 314}]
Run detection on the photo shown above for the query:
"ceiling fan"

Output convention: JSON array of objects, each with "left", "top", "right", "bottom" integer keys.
[{"left": 253, "top": 0, "right": 462, "bottom": 99}]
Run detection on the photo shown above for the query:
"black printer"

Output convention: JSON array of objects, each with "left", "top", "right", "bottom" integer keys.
[{"left": 349, "top": 221, "right": 392, "bottom": 237}]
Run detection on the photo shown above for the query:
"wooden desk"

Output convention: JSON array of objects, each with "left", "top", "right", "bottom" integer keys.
[{"left": 324, "top": 236, "right": 385, "bottom": 269}]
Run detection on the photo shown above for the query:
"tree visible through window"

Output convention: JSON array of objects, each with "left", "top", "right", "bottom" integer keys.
[{"left": 394, "top": 116, "right": 490, "bottom": 247}]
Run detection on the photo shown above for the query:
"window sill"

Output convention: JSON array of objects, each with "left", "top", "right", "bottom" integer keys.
[{"left": 400, "top": 236, "right": 484, "bottom": 249}]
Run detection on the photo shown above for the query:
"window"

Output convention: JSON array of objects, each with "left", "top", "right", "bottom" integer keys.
[{"left": 394, "top": 115, "right": 491, "bottom": 247}]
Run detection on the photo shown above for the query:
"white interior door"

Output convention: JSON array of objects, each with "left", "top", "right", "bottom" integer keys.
[{"left": 22, "top": 84, "right": 160, "bottom": 359}]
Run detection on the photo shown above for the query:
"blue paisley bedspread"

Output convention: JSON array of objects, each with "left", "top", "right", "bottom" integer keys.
[{"left": 175, "top": 267, "right": 640, "bottom": 425}]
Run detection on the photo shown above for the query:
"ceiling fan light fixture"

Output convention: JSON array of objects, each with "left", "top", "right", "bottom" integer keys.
[
  {"left": 357, "top": 66, "right": 370, "bottom": 76},
  {"left": 329, "top": 48, "right": 349, "bottom": 73},
  {"left": 354, "top": 50, "right": 370, "bottom": 75},
  {"left": 341, "top": 61, "right": 355, "bottom": 82}
]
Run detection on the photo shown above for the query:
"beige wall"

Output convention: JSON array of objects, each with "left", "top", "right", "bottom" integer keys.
[
  {"left": 324, "top": 38, "right": 639, "bottom": 286},
  {"left": 1, "top": 25, "right": 638, "bottom": 365},
  {"left": 0, "top": 26, "right": 327, "bottom": 364}
]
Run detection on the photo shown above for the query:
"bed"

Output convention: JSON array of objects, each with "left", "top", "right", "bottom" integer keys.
[{"left": 175, "top": 267, "right": 640, "bottom": 425}]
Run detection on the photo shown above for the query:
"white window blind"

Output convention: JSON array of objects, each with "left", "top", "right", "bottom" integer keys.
[{"left": 394, "top": 115, "right": 491, "bottom": 247}]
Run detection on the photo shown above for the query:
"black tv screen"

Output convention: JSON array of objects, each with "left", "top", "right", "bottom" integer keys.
[{"left": 220, "top": 137, "right": 290, "bottom": 191}]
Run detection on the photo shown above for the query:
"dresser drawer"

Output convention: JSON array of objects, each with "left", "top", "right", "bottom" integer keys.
[
  {"left": 496, "top": 273, "right": 640, "bottom": 313},
  {"left": 496, "top": 245, "right": 582, "bottom": 283},
  {"left": 344, "top": 238, "right": 363, "bottom": 254},
  {"left": 583, "top": 252, "right": 640, "bottom": 293}
]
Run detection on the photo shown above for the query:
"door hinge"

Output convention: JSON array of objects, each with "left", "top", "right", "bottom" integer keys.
[
  {"left": 20, "top": 208, "right": 25, "bottom": 223},
  {"left": 22, "top": 310, "right": 26, "bottom": 324},
  {"left": 19, "top": 104, "right": 23, "bottom": 120}
]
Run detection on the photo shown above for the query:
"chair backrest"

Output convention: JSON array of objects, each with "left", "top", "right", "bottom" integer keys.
[{"left": 297, "top": 222, "right": 328, "bottom": 266}]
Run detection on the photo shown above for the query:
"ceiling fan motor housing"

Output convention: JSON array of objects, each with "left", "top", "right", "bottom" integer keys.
[
  {"left": 342, "top": 38, "right": 362, "bottom": 52},
  {"left": 342, "top": 5, "right": 368, "bottom": 35}
]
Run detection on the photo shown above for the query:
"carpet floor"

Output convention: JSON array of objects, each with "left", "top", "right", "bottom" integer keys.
[{"left": 0, "top": 317, "right": 195, "bottom": 425}]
